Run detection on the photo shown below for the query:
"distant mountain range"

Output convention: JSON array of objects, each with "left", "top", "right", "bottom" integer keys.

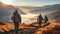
[
  {"left": 31, "top": 4, "right": 60, "bottom": 14},
  {"left": 18, "top": 4, "right": 60, "bottom": 14},
  {"left": 1, "top": 2, "right": 60, "bottom": 15},
  {"left": 48, "top": 11, "right": 60, "bottom": 21}
]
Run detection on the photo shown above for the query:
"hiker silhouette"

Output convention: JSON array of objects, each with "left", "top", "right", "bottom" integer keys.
[
  {"left": 11, "top": 9, "right": 21, "bottom": 34},
  {"left": 37, "top": 14, "right": 43, "bottom": 27},
  {"left": 44, "top": 15, "right": 48, "bottom": 24}
]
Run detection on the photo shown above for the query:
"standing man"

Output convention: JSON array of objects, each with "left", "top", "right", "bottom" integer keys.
[
  {"left": 37, "top": 14, "right": 43, "bottom": 27},
  {"left": 44, "top": 15, "right": 48, "bottom": 24},
  {"left": 11, "top": 9, "right": 21, "bottom": 34}
]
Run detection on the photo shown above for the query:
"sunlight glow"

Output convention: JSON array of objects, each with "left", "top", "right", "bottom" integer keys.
[{"left": 1, "top": 0, "right": 13, "bottom": 5}]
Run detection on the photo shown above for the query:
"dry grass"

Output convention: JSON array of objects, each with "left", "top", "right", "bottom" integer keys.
[{"left": 0, "top": 21, "right": 60, "bottom": 34}]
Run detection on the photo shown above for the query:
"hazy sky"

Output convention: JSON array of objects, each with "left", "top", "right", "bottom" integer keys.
[{"left": 0, "top": 0, "right": 60, "bottom": 6}]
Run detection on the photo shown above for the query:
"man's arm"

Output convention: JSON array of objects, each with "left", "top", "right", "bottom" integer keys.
[
  {"left": 11, "top": 16, "right": 13, "bottom": 20},
  {"left": 18, "top": 15, "right": 21, "bottom": 24}
]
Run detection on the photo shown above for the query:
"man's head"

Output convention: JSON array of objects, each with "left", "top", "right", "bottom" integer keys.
[
  {"left": 15, "top": 9, "right": 18, "bottom": 14},
  {"left": 40, "top": 14, "right": 41, "bottom": 16},
  {"left": 13, "top": 9, "right": 18, "bottom": 15}
]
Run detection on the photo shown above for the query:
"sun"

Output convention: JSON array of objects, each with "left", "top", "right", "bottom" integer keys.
[{"left": 1, "top": 0, "right": 12, "bottom": 5}]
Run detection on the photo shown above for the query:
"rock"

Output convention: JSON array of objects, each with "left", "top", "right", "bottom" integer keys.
[{"left": 0, "top": 22, "right": 6, "bottom": 25}]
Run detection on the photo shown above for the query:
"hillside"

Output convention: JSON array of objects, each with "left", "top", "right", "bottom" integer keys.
[
  {"left": 0, "top": 2, "right": 26, "bottom": 16},
  {"left": 48, "top": 11, "right": 60, "bottom": 22},
  {"left": 0, "top": 2, "right": 26, "bottom": 22},
  {"left": 0, "top": 21, "right": 60, "bottom": 34}
]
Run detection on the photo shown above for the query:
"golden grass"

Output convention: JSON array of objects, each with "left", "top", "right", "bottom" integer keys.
[{"left": 0, "top": 21, "right": 60, "bottom": 34}]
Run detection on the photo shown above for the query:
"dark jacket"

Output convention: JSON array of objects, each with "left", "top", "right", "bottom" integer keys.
[
  {"left": 37, "top": 14, "right": 43, "bottom": 23},
  {"left": 11, "top": 13, "right": 21, "bottom": 24},
  {"left": 44, "top": 16, "right": 48, "bottom": 22}
]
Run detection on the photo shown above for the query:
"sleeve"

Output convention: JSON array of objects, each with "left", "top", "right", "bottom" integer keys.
[
  {"left": 42, "top": 17, "right": 43, "bottom": 20},
  {"left": 11, "top": 16, "right": 13, "bottom": 20}
]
